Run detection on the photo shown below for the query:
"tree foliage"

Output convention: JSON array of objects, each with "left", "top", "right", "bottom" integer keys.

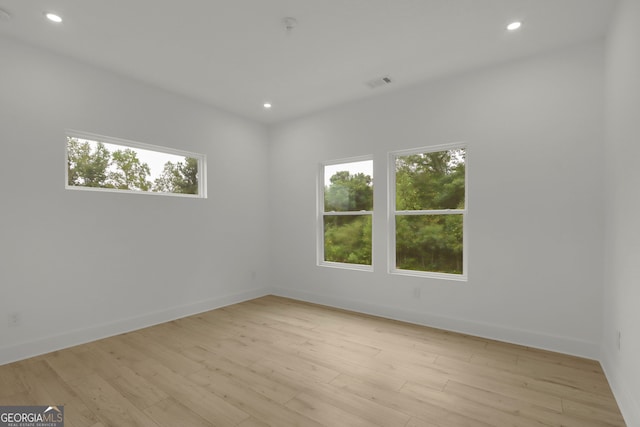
[
  {"left": 322, "top": 148, "right": 466, "bottom": 274},
  {"left": 152, "top": 157, "right": 198, "bottom": 195},
  {"left": 323, "top": 171, "right": 373, "bottom": 265},
  {"left": 66, "top": 137, "right": 198, "bottom": 194},
  {"left": 395, "top": 149, "right": 466, "bottom": 273},
  {"left": 109, "top": 149, "right": 152, "bottom": 191},
  {"left": 324, "top": 215, "right": 372, "bottom": 265},
  {"left": 396, "top": 149, "right": 465, "bottom": 210},
  {"left": 395, "top": 214, "right": 463, "bottom": 273},
  {"left": 67, "top": 138, "right": 111, "bottom": 187},
  {"left": 324, "top": 172, "right": 373, "bottom": 212}
]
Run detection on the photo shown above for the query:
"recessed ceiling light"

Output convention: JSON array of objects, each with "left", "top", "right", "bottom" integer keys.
[
  {"left": 507, "top": 21, "right": 522, "bottom": 31},
  {"left": 263, "top": 103, "right": 272, "bottom": 109},
  {"left": 45, "top": 12, "right": 63, "bottom": 23}
]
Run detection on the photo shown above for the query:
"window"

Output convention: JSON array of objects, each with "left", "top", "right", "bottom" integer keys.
[
  {"left": 390, "top": 144, "right": 467, "bottom": 280},
  {"left": 318, "top": 157, "right": 373, "bottom": 270},
  {"left": 65, "top": 131, "right": 206, "bottom": 198}
]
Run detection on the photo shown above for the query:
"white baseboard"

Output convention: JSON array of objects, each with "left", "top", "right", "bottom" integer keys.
[
  {"left": 0, "top": 285, "right": 601, "bottom": 365},
  {"left": 272, "top": 287, "right": 600, "bottom": 360},
  {"left": 601, "top": 348, "right": 639, "bottom": 427},
  {"left": 0, "top": 287, "right": 270, "bottom": 366},
  {"left": 3, "top": 286, "right": 629, "bottom": 425}
]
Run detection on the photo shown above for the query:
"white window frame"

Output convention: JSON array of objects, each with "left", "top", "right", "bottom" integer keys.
[
  {"left": 388, "top": 143, "right": 468, "bottom": 281},
  {"left": 65, "top": 130, "right": 207, "bottom": 198},
  {"left": 317, "top": 155, "right": 374, "bottom": 272}
]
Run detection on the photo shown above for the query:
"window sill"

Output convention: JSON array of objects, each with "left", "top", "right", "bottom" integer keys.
[
  {"left": 390, "top": 268, "right": 467, "bottom": 282},
  {"left": 318, "top": 261, "right": 373, "bottom": 272}
]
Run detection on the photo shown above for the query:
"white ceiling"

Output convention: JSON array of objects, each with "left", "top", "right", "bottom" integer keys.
[{"left": 0, "top": 0, "right": 616, "bottom": 124}]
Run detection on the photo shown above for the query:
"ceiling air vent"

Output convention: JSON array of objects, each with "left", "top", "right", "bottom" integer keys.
[{"left": 366, "top": 76, "right": 392, "bottom": 89}]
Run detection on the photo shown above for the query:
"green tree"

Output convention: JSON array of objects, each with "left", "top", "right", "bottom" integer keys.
[
  {"left": 153, "top": 157, "right": 198, "bottom": 194},
  {"left": 395, "top": 149, "right": 465, "bottom": 210},
  {"left": 109, "top": 148, "right": 152, "bottom": 191},
  {"left": 323, "top": 170, "right": 373, "bottom": 265},
  {"left": 67, "top": 137, "right": 111, "bottom": 187},
  {"left": 396, "top": 214, "right": 463, "bottom": 273},
  {"left": 325, "top": 172, "right": 373, "bottom": 211},
  {"left": 395, "top": 149, "right": 465, "bottom": 273},
  {"left": 324, "top": 215, "right": 372, "bottom": 265}
]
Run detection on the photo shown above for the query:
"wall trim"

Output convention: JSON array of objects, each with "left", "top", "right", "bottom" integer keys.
[
  {"left": 272, "top": 287, "right": 600, "bottom": 360},
  {"left": 601, "top": 348, "right": 639, "bottom": 427},
  {"left": 0, "top": 286, "right": 601, "bottom": 367},
  {"left": 0, "top": 287, "right": 270, "bottom": 366}
]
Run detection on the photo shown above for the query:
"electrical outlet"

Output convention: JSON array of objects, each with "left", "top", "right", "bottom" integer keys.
[
  {"left": 8, "top": 312, "right": 21, "bottom": 327},
  {"left": 413, "top": 287, "right": 421, "bottom": 299}
]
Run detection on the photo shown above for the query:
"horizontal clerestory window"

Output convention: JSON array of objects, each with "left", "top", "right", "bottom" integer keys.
[{"left": 65, "top": 131, "right": 206, "bottom": 198}]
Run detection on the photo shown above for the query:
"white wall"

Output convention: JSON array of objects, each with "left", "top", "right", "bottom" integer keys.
[
  {"left": 269, "top": 42, "right": 605, "bottom": 359},
  {"left": 603, "top": 0, "right": 640, "bottom": 424},
  {"left": 3, "top": 19, "right": 634, "bottom": 424},
  {"left": 0, "top": 36, "right": 271, "bottom": 365}
]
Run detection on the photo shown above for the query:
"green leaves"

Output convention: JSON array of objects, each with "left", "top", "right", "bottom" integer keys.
[
  {"left": 395, "top": 215, "right": 463, "bottom": 274},
  {"left": 324, "top": 172, "right": 373, "bottom": 212},
  {"left": 67, "top": 138, "right": 151, "bottom": 191},
  {"left": 395, "top": 148, "right": 466, "bottom": 274},
  {"left": 324, "top": 215, "right": 372, "bottom": 265},
  {"left": 323, "top": 167, "right": 373, "bottom": 265},
  {"left": 152, "top": 157, "right": 198, "bottom": 195},
  {"left": 109, "top": 149, "right": 152, "bottom": 191},
  {"left": 67, "top": 137, "right": 198, "bottom": 195},
  {"left": 67, "top": 138, "right": 111, "bottom": 187},
  {"left": 395, "top": 149, "right": 465, "bottom": 210},
  {"left": 321, "top": 148, "right": 465, "bottom": 273}
]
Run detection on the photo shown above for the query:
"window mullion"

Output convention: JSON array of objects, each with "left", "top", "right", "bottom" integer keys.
[
  {"left": 324, "top": 211, "right": 373, "bottom": 216},
  {"left": 395, "top": 209, "right": 465, "bottom": 216}
]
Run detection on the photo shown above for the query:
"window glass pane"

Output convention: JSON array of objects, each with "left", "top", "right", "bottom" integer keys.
[
  {"left": 67, "top": 136, "right": 201, "bottom": 196},
  {"left": 395, "top": 214, "right": 463, "bottom": 274},
  {"left": 324, "top": 160, "right": 373, "bottom": 212},
  {"left": 324, "top": 215, "right": 372, "bottom": 265},
  {"left": 395, "top": 149, "right": 465, "bottom": 210}
]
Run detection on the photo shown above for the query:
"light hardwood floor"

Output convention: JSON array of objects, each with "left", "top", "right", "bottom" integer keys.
[{"left": 0, "top": 296, "right": 625, "bottom": 426}]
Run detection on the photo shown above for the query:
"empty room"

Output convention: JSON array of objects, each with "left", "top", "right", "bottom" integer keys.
[{"left": 0, "top": 0, "right": 638, "bottom": 426}]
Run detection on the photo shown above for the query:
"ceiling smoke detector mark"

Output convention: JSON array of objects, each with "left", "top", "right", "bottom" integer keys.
[
  {"left": 0, "top": 8, "right": 11, "bottom": 22},
  {"left": 366, "top": 76, "right": 393, "bottom": 89},
  {"left": 283, "top": 17, "right": 297, "bottom": 34}
]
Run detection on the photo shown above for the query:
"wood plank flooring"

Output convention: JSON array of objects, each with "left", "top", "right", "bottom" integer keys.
[{"left": 0, "top": 296, "right": 626, "bottom": 426}]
